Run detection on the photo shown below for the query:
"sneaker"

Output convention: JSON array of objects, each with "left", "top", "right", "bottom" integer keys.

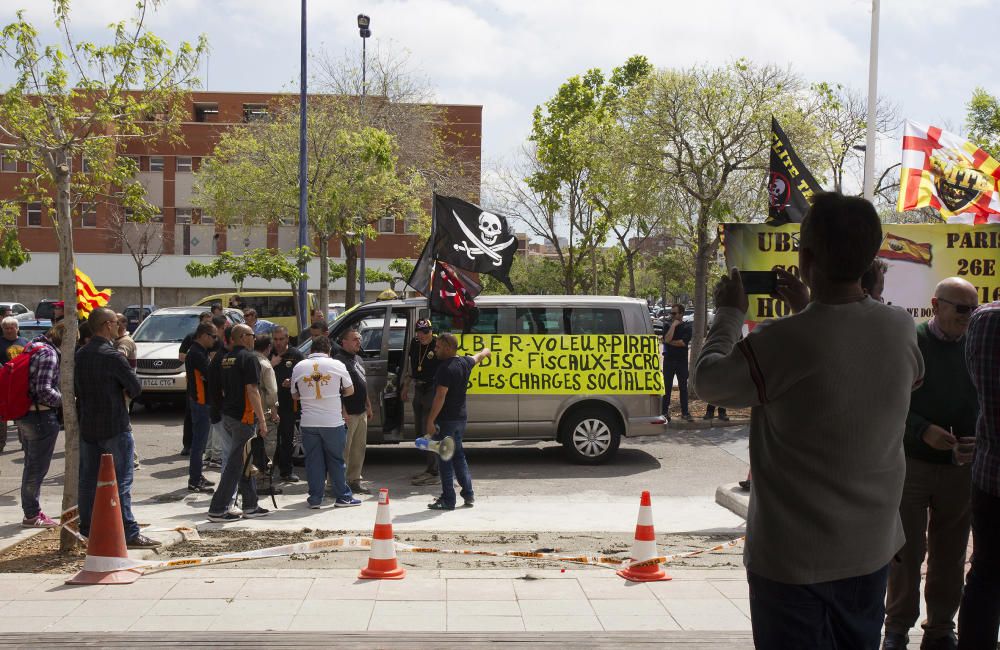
[
  {"left": 205, "top": 458, "right": 222, "bottom": 469},
  {"left": 334, "top": 497, "right": 362, "bottom": 508},
  {"left": 462, "top": 498, "right": 475, "bottom": 508},
  {"left": 126, "top": 534, "right": 162, "bottom": 549},
  {"left": 22, "top": 512, "right": 59, "bottom": 528},
  {"left": 187, "top": 482, "right": 215, "bottom": 494},
  {"left": 411, "top": 471, "right": 432, "bottom": 481},
  {"left": 280, "top": 473, "right": 300, "bottom": 483},
  {"left": 242, "top": 506, "right": 271, "bottom": 519},
  {"left": 198, "top": 476, "right": 215, "bottom": 488},
  {"left": 882, "top": 631, "right": 909, "bottom": 650},
  {"left": 427, "top": 498, "right": 454, "bottom": 511},
  {"left": 348, "top": 481, "right": 371, "bottom": 495},
  {"left": 307, "top": 501, "right": 321, "bottom": 509},
  {"left": 180, "top": 446, "right": 190, "bottom": 457},
  {"left": 412, "top": 474, "right": 440, "bottom": 486},
  {"left": 207, "top": 510, "right": 242, "bottom": 523},
  {"left": 738, "top": 479, "right": 752, "bottom": 491}
]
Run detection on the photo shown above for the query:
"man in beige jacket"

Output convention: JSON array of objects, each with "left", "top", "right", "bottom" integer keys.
[{"left": 253, "top": 334, "right": 281, "bottom": 494}]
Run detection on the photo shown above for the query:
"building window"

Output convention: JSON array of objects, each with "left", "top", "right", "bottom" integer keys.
[
  {"left": 242, "top": 103, "right": 268, "bottom": 122},
  {"left": 193, "top": 102, "right": 219, "bottom": 123},
  {"left": 26, "top": 202, "right": 42, "bottom": 227},
  {"left": 199, "top": 212, "right": 214, "bottom": 225},
  {"left": 81, "top": 203, "right": 97, "bottom": 228},
  {"left": 81, "top": 157, "right": 92, "bottom": 173},
  {"left": 149, "top": 156, "right": 164, "bottom": 172},
  {"left": 176, "top": 156, "right": 193, "bottom": 173},
  {"left": 1, "top": 156, "right": 16, "bottom": 173},
  {"left": 124, "top": 208, "right": 134, "bottom": 222},
  {"left": 378, "top": 215, "right": 396, "bottom": 234},
  {"left": 403, "top": 214, "right": 420, "bottom": 234},
  {"left": 175, "top": 208, "right": 193, "bottom": 224}
]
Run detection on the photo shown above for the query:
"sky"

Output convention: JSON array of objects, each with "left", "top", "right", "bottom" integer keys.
[{"left": 3, "top": 0, "right": 999, "bottom": 191}]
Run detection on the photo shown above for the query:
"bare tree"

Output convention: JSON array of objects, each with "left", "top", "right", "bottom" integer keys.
[{"left": 106, "top": 207, "right": 164, "bottom": 315}]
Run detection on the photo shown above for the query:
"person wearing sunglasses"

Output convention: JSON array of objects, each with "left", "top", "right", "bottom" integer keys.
[{"left": 883, "top": 277, "right": 979, "bottom": 650}]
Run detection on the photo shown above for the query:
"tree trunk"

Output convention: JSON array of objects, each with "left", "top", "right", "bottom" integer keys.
[
  {"left": 137, "top": 269, "right": 144, "bottom": 318},
  {"left": 55, "top": 168, "right": 81, "bottom": 552},
  {"left": 344, "top": 242, "right": 358, "bottom": 308},
  {"left": 626, "top": 251, "right": 637, "bottom": 297},
  {"left": 317, "top": 234, "right": 329, "bottom": 317},
  {"left": 688, "top": 203, "right": 712, "bottom": 400}
]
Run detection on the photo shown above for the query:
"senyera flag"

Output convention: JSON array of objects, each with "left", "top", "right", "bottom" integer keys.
[
  {"left": 75, "top": 267, "right": 112, "bottom": 318},
  {"left": 898, "top": 120, "right": 1000, "bottom": 224}
]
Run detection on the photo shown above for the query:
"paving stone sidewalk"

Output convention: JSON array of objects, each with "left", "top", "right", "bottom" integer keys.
[{"left": 0, "top": 567, "right": 752, "bottom": 633}]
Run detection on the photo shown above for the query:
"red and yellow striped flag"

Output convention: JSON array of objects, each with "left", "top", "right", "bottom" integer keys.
[
  {"left": 898, "top": 121, "right": 1000, "bottom": 224},
  {"left": 879, "top": 233, "right": 933, "bottom": 266},
  {"left": 75, "top": 267, "right": 112, "bottom": 318}
]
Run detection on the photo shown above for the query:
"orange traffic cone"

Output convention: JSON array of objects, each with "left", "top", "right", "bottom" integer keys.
[
  {"left": 66, "top": 454, "right": 143, "bottom": 585},
  {"left": 359, "top": 488, "right": 405, "bottom": 580},
  {"left": 617, "top": 490, "right": 671, "bottom": 583}
]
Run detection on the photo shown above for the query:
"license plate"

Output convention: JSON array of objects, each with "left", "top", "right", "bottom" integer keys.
[{"left": 141, "top": 378, "right": 175, "bottom": 387}]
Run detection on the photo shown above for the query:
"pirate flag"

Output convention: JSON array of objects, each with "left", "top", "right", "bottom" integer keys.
[
  {"left": 431, "top": 262, "right": 481, "bottom": 331},
  {"left": 432, "top": 194, "right": 516, "bottom": 290},
  {"left": 767, "top": 117, "right": 823, "bottom": 225}
]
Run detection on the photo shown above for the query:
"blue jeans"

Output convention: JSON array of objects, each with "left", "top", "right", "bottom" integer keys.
[
  {"left": 188, "top": 400, "right": 211, "bottom": 486},
  {"left": 957, "top": 486, "right": 1000, "bottom": 649},
  {"left": 19, "top": 410, "right": 60, "bottom": 519},
  {"left": 435, "top": 419, "right": 473, "bottom": 508},
  {"left": 301, "top": 425, "right": 351, "bottom": 505},
  {"left": 748, "top": 565, "right": 889, "bottom": 649},
  {"left": 79, "top": 431, "right": 140, "bottom": 540},
  {"left": 208, "top": 416, "right": 258, "bottom": 515}
]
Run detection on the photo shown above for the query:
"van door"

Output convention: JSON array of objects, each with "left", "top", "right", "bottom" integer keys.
[{"left": 328, "top": 305, "right": 390, "bottom": 433}]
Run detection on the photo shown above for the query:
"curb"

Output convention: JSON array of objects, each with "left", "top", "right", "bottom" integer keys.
[
  {"left": 129, "top": 525, "right": 198, "bottom": 562},
  {"left": 715, "top": 483, "right": 749, "bottom": 520},
  {"left": 667, "top": 418, "right": 750, "bottom": 431}
]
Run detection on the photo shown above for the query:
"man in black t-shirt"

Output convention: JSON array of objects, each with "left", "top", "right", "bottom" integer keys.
[
  {"left": 662, "top": 303, "right": 693, "bottom": 422},
  {"left": 178, "top": 312, "right": 213, "bottom": 456},
  {"left": 269, "top": 326, "right": 303, "bottom": 482},
  {"left": 424, "top": 333, "right": 491, "bottom": 511},
  {"left": 207, "top": 324, "right": 269, "bottom": 522},
  {"left": 184, "top": 322, "right": 218, "bottom": 494},
  {"left": 401, "top": 319, "right": 441, "bottom": 485}
]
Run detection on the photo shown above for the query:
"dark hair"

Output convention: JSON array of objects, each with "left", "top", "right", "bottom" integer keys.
[
  {"left": 195, "top": 322, "right": 216, "bottom": 338},
  {"left": 438, "top": 332, "right": 458, "bottom": 350},
  {"left": 243, "top": 308, "right": 257, "bottom": 317},
  {"left": 253, "top": 334, "right": 272, "bottom": 353},
  {"left": 800, "top": 193, "right": 883, "bottom": 283},
  {"left": 671, "top": 303, "right": 685, "bottom": 313},
  {"left": 860, "top": 259, "right": 889, "bottom": 295},
  {"left": 211, "top": 314, "right": 228, "bottom": 329},
  {"left": 310, "top": 320, "right": 328, "bottom": 331},
  {"left": 210, "top": 303, "right": 223, "bottom": 312},
  {"left": 198, "top": 311, "right": 212, "bottom": 322},
  {"left": 311, "top": 335, "right": 332, "bottom": 354}
]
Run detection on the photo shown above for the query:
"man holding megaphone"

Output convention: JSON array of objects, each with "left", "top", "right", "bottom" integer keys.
[{"left": 423, "top": 333, "right": 491, "bottom": 511}]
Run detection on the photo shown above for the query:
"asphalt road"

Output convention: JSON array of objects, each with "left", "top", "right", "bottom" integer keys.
[{"left": 0, "top": 402, "right": 749, "bottom": 513}]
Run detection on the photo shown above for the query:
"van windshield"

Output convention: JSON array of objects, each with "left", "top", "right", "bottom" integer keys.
[{"left": 133, "top": 313, "right": 198, "bottom": 342}]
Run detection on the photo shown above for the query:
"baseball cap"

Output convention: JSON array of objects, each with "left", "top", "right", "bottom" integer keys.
[{"left": 415, "top": 318, "right": 433, "bottom": 331}]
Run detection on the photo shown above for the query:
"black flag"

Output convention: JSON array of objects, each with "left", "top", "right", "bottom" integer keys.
[
  {"left": 767, "top": 117, "right": 823, "bottom": 225},
  {"left": 432, "top": 194, "right": 516, "bottom": 290}
]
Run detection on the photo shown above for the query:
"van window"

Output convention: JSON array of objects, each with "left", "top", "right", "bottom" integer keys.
[
  {"left": 569, "top": 308, "right": 624, "bottom": 334},
  {"left": 267, "top": 295, "right": 296, "bottom": 317},
  {"left": 516, "top": 307, "right": 566, "bottom": 334},
  {"left": 431, "top": 308, "right": 503, "bottom": 335}
]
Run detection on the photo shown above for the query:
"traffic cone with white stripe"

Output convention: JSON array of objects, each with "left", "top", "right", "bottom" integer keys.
[
  {"left": 617, "top": 490, "right": 671, "bottom": 583},
  {"left": 359, "top": 488, "right": 405, "bottom": 580},
  {"left": 66, "top": 454, "right": 143, "bottom": 585}
]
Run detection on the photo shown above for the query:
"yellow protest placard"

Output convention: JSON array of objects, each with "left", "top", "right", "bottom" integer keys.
[
  {"left": 722, "top": 223, "right": 1000, "bottom": 322},
  {"left": 453, "top": 334, "right": 664, "bottom": 395}
]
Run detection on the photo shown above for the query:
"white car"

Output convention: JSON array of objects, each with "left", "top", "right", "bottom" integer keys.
[
  {"left": 0, "top": 302, "right": 34, "bottom": 321},
  {"left": 133, "top": 306, "right": 244, "bottom": 398}
]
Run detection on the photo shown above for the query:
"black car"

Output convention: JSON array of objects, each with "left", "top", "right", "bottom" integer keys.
[{"left": 34, "top": 298, "right": 61, "bottom": 321}]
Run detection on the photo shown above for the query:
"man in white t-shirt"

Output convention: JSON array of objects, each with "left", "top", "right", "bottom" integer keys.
[{"left": 291, "top": 335, "right": 360, "bottom": 509}]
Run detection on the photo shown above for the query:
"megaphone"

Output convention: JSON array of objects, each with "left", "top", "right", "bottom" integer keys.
[{"left": 414, "top": 435, "right": 455, "bottom": 461}]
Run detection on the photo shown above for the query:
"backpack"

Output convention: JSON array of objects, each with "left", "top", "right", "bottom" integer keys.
[{"left": 0, "top": 342, "right": 45, "bottom": 421}]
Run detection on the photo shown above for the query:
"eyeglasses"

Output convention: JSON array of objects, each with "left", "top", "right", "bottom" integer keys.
[{"left": 937, "top": 297, "right": 977, "bottom": 314}]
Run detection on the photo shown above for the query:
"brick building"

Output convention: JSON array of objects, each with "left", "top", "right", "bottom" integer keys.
[{"left": 0, "top": 91, "right": 482, "bottom": 307}]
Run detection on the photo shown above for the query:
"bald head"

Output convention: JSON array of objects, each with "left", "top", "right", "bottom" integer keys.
[
  {"left": 932, "top": 276, "right": 979, "bottom": 339},
  {"left": 230, "top": 323, "right": 255, "bottom": 348}
]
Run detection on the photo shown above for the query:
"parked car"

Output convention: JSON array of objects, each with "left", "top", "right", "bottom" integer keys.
[
  {"left": 133, "top": 306, "right": 244, "bottom": 400},
  {"left": 17, "top": 319, "right": 53, "bottom": 341},
  {"left": 0, "top": 302, "right": 33, "bottom": 321},
  {"left": 34, "top": 299, "right": 61, "bottom": 321},
  {"left": 123, "top": 304, "right": 157, "bottom": 333},
  {"left": 327, "top": 302, "right": 346, "bottom": 322},
  {"left": 194, "top": 291, "right": 317, "bottom": 338}
]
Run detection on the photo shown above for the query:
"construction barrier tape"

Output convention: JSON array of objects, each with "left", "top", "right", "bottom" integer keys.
[
  {"left": 623, "top": 537, "right": 746, "bottom": 569},
  {"left": 139, "top": 535, "right": 374, "bottom": 573},
  {"left": 394, "top": 541, "right": 628, "bottom": 569}
]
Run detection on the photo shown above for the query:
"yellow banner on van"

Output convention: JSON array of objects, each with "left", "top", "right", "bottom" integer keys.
[
  {"left": 721, "top": 223, "right": 1000, "bottom": 323},
  {"left": 454, "top": 334, "right": 664, "bottom": 395}
]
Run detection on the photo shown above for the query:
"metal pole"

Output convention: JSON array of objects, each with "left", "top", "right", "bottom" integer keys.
[
  {"left": 358, "top": 35, "right": 367, "bottom": 303},
  {"left": 297, "top": 0, "right": 309, "bottom": 330},
  {"left": 863, "top": 0, "right": 880, "bottom": 201}
]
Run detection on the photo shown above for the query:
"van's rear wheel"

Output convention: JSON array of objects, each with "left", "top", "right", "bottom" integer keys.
[{"left": 561, "top": 407, "right": 621, "bottom": 464}]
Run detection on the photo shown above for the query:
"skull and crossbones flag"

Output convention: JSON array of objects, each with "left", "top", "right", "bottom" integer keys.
[
  {"left": 767, "top": 117, "right": 823, "bottom": 226},
  {"left": 431, "top": 194, "right": 517, "bottom": 290}
]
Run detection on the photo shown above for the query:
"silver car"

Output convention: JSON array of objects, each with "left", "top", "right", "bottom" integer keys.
[{"left": 326, "top": 295, "right": 665, "bottom": 464}]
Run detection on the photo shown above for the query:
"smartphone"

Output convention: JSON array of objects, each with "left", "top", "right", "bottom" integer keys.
[{"left": 739, "top": 270, "right": 778, "bottom": 295}]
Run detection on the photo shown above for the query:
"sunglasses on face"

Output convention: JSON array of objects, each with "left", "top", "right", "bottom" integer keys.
[{"left": 937, "top": 297, "right": 976, "bottom": 314}]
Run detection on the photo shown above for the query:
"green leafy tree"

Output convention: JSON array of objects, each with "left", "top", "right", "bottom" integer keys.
[
  {"left": 0, "top": 202, "right": 29, "bottom": 270},
  {"left": 195, "top": 96, "right": 422, "bottom": 311},
  {"left": 0, "top": 0, "right": 204, "bottom": 548},
  {"left": 327, "top": 261, "right": 395, "bottom": 288},
  {"left": 966, "top": 87, "right": 1000, "bottom": 156}
]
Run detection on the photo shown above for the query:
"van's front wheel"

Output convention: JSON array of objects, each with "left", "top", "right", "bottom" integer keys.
[{"left": 561, "top": 407, "right": 621, "bottom": 464}]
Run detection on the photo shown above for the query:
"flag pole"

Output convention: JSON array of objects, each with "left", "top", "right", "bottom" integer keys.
[
  {"left": 863, "top": 0, "right": 880, "bottom": 201},
  {"left": 427, "top": 191, "right": 437, "bottom": 313}
]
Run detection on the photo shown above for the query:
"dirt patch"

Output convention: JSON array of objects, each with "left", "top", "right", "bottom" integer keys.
[
  {"left": 668, "top": 398, "right": 749, "bottom": 421},
  {"left": 0, "top": 527, "right": 743, "bottom": 575}
]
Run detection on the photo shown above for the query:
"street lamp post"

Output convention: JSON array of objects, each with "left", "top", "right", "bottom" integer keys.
[
  {"left": 357, "top": 14, "right": 370, "bottom": 304},
  {"left": 297, "top": 0, "right": 309, "bottom": 331}
]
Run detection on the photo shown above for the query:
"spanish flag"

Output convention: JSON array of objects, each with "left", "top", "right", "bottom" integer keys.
[
  {"left": 898, "top": 121, "right": 1000, "bottom": 225},
  {"left": 75, "top": 267, "right": 112, "bottom": 318},
  {"left": 879, "top": 233, "right": 933, "bottom": 266}
]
